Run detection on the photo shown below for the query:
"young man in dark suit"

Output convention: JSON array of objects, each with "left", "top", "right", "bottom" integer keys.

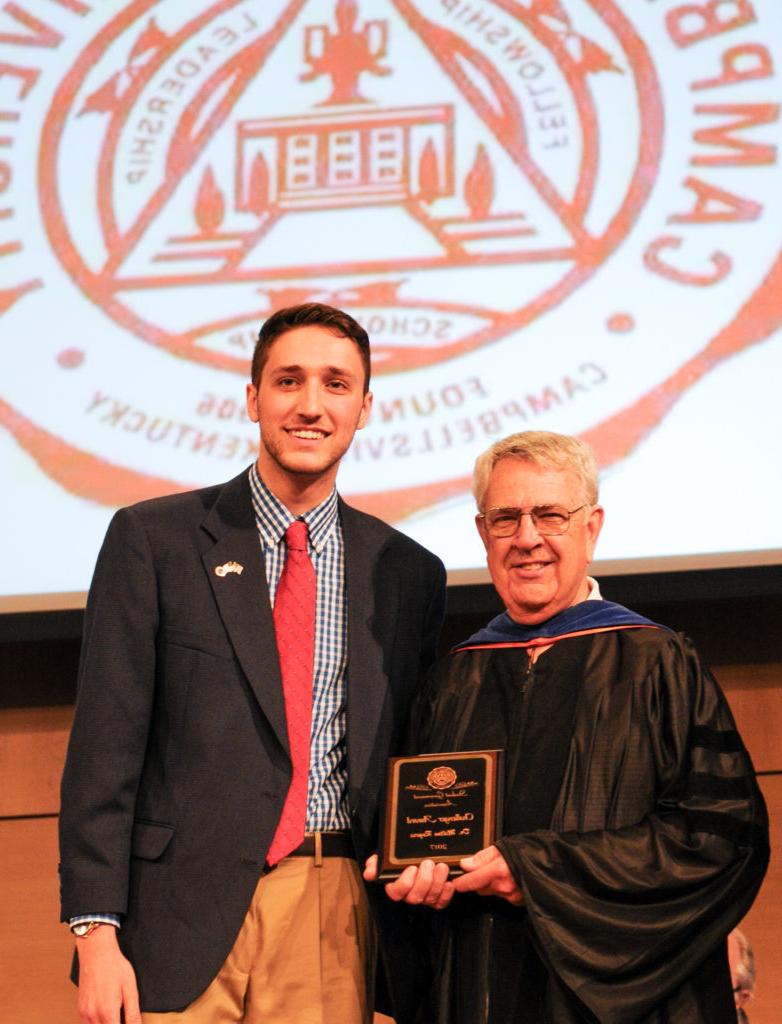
[{"left": 59, "top": 303, "right": 446, "bottom": 1023}]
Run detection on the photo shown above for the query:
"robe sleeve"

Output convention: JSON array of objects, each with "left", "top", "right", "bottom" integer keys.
[{"left": 496, "top": 634, "right": 769, "bottom": 1024}]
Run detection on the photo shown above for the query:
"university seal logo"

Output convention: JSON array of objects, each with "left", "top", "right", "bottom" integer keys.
[
  {"left": 1, "top": 0, "right": 781, "bottom": 536},
  {"left": 41, "top": 0, "right": 656, "bottom": 375}
]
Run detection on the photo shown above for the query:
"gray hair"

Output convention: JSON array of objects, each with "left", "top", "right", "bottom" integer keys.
[{"left": 472, "top": 431, "right": 599, "bottom": 511}]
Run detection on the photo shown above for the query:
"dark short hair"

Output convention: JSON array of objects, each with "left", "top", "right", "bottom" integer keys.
[{"left": 251, "top": 303, "right": 371, "bottom": 392}]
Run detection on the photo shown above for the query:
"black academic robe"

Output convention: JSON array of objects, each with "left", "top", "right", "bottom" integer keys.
[{"left": 386, "top": 627, "right": 768, "bottom": 1024}]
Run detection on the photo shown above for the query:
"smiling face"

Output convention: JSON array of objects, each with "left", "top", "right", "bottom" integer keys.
[
  {"left": 246, "top": 325, "right": 372, "bottom": 512},
  {"left": 476, "top": 457, "right": 604, "bottom": 625}
]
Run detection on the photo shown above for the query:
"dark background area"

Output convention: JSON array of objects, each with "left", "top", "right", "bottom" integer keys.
[{"left": 3, "top": 564, "right": 780, "bottom": 710}]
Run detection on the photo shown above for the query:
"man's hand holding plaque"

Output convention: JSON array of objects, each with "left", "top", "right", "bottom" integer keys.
[{"left": 363, "top": 843, "right": 523, "bottom": 909}]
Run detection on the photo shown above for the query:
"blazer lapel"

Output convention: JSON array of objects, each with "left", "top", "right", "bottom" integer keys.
[
  {"left": 201, "top": 472, "right": 288, "bottom": 758},
  {"left": 341, "top": 502, "right": 398, "bottom": 828}
]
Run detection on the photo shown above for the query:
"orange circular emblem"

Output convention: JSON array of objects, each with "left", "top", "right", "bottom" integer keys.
[{"left": 427, "top": 766, "right": 458, "bottom": 791}]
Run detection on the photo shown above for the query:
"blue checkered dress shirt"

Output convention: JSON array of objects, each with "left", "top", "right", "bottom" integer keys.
[
  {"left": 70, "top": 465, "right": 350, "bottom": 929},
  {"left": 248, "top": 463, "right": 351, "bottom": 832}
]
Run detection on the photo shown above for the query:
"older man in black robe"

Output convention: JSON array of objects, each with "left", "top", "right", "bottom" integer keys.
[{"left": 366, "top": 430, "right": 768, "bottom": 1024}]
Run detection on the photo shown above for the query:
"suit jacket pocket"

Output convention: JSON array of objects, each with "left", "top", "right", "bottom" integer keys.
[
  {"left": 131, "top": 820, "right": 175, "bottom": 861},
  {"left": 159, "top": 625, "right": 234, "bottom": 660}
]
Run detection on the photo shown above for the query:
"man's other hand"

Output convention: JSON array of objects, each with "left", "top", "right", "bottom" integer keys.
[
  {"left": 75, "top": 925, "right": 141, "bottom": 1024},
  {"left": 451, "top": 845, "right": 523, "bottom": 905},
  {"left": 363, "top": 853, "right": 455, "bottom": 910}
]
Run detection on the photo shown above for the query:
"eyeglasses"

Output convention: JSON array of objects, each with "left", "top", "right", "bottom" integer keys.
[{"left": 478, "top": 505, "right": 587, "bottom": 538}]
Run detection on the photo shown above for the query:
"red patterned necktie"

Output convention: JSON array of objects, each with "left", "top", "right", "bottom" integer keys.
[{"left": 266, "top": 520, "right": 316, "bottom": 866}]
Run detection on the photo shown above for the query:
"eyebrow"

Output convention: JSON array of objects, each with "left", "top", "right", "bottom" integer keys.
[
  {"left": 273, "top": 364, "right": 357, "bottom": 378},
  {"left": 490, "top": 503, "right": 564, "bottom": 510}
]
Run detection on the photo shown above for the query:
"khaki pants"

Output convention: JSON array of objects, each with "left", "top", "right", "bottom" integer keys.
[{"left": 142, "top": 856, "right": 375, "bottom": 1024}]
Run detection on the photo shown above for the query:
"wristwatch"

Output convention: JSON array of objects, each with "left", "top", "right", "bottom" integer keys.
[{"left": 71, "top": 921, "right": 104, "bottom": 938}]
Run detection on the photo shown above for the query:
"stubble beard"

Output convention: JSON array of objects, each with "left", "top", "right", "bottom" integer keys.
[{"left": 260, "top": 432, "right": 345, "bottom": 482}]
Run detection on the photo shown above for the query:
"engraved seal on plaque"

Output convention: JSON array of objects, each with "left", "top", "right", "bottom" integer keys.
[{"left": 427, "top": 765, "right": 458, "bottom": 791}]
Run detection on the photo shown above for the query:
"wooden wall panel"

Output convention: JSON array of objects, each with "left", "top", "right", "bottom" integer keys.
[
  {"left": 736, "top": 774, "right": 782, "bottom": 1024},
  {"left": 0, "top": 817, "right": 78, "bottom": 1024},
  {"left": 0, "top": 706, "right": 72, "bottom": 817},
  {"left": 717, "top": 663, "right": 782, "bottom": 773}
]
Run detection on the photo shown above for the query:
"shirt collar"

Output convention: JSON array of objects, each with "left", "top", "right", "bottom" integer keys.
[{"left": 248, "top": 463, "right": 339, "bottom": 554}]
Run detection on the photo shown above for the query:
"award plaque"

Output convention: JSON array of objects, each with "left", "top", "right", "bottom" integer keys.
[{"left": 378, "top": 749, "right": 503, "bottom": 881}]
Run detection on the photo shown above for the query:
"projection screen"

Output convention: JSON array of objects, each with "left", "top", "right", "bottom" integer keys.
[{"left": 2, "top": 0, "right": 781, "bottom": 611}]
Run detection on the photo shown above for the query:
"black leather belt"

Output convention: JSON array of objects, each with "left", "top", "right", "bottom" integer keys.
[{"left": 288, "top": 831, "right": 355, "bottom": 858}]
